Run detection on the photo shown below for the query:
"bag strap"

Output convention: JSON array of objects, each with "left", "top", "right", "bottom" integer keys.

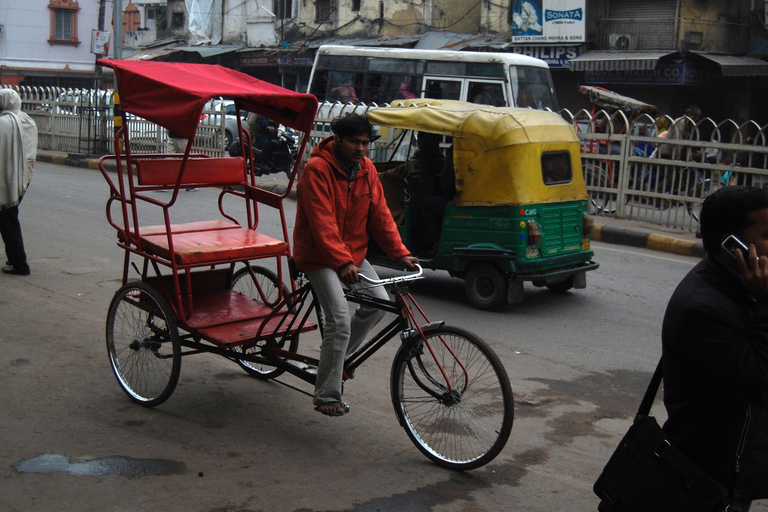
[{"left": 636, "top": 358, "right": 663, "bottom": 418}]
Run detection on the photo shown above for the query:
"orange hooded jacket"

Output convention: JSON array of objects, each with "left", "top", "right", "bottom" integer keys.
[{"left": 293, "top": 136, "right": 410, "bottom": 272}]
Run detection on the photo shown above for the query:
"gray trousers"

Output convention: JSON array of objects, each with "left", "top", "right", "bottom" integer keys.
[{"left": 306, "top": 259, "right": 389, "bottom": 406}]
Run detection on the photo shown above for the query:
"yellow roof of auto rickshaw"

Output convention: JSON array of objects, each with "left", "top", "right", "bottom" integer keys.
[{"left": 366, "top": 99, "right": 578, "bottom": 148}]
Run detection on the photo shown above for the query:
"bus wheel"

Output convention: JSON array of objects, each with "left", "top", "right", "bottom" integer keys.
[{"left": 465, "top": 263, "right": 508, "bottom": 311}]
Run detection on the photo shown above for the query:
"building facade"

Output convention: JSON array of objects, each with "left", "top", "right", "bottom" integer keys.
[
  {"left": 3, "top": 0, "right": 768, "bottom": 123},
  {"left": 0, "top": 0, "right": 106, "bottom": 88}
]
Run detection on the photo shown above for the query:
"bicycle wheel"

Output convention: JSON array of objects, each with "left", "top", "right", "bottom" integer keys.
[
  {"left": 586, "top": 165, "right": 616, "bottom": 214},
  {"left": 390, "top": 325, "right": 514, "bottom": 470},
  {"left": 106, "top": 281, "right": 181, "bottom": 407},
  {"left": 230, "top": 266, "right": 298, "bottom": 379},
  {"left": 686, "top": 178, "right": 711, "bottom": 222}
]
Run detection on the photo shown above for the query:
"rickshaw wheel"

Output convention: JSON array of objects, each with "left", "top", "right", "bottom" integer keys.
[
  {"left": 106, "top": 281, "right": 181, "bottom": 407},
  {"left": 465, "top": 263, "right": 508, "bottom": 310},
  {"left": 390, "top": 325, "right": 515, "bottom": 470},
  {"left": 231, "top": 266, "right": 298, "bottom": 379}
]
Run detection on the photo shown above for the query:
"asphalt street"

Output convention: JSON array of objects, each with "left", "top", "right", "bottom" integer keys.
[{"left": 2, "top": 160, "right": 764, "bottom": 511}]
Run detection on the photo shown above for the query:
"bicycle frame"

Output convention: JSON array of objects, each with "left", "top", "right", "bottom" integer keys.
[{"left": 239, "top": 267, "right": 469, "bottom": 399}]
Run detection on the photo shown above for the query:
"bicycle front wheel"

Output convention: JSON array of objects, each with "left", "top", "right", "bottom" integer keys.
[
  {"left": 390, "top": 326, "right": 514, "bottom": 470},
  {"left": 106, "top": 282, "right": 181, "bottom": 407}
]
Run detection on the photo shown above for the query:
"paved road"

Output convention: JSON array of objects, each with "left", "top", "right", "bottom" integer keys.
[{"left": 1, "top": 162, "right": 764, "bottom": 511}]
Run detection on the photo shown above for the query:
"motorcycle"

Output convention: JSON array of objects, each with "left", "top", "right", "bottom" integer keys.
[{"left": 228, "top": 126, "right": 299, "bottom": 178}]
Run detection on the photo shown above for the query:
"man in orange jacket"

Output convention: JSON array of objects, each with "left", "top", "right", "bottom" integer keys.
[{"left": 294, "top": 113, "right": 418, "bottom": 416}]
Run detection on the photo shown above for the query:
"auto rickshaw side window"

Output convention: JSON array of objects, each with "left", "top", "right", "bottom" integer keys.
[{"left": 541, "top": 151, "right": 572, "bottom": 185}]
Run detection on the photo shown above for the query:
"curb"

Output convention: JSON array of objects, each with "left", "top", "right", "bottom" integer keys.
[{"left": 593, "top": 224, "right": 705, "bottom": 258}]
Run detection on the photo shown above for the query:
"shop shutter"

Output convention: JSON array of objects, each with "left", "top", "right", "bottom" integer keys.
[
  {"left": 605, "top": 0, "right": 677, "bottom": 49},
  {"left": 608, "top": 0, "right": 677, "bottom": 19}
]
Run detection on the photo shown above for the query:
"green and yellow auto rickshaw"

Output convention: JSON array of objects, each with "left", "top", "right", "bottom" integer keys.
[{"left": 366, "top": 99, "right": 598, "bottom": 310}]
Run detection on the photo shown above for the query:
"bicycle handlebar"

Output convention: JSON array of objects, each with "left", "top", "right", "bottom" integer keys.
[{"left": 358, "top": 264, "right": 423, "bottom": 286}]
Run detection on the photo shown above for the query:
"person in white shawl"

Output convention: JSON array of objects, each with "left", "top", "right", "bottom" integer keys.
[{"left": 0, "top": 89, "right": 38, "bottom": 275}]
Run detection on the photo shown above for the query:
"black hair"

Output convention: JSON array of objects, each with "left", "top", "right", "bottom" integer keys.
[
  {"left": 700, "top": 186, "right": 768, "bottom": 254},
  {"left": 330, "top": 113, "right": 375, "bottom": 140}
]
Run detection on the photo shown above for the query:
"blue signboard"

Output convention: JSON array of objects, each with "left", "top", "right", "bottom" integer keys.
[{"left": 585, "top": 61, "right": 727, "bottom": 86}]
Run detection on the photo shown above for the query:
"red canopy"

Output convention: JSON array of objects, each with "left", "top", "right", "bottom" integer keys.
[{"left": 98, "top": 59, "right": 318, "bottom": 141}]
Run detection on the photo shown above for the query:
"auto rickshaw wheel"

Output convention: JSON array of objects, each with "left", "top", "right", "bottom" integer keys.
[
  {"left": 465, "top": 263, "right": 508, "bottom": 310},
  {"left": 546, "top": 275, "right": 574, "bottom": 293}
]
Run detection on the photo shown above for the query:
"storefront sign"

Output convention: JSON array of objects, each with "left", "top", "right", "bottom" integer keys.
[
  {"left": 510, "top": 45, "right": 580, "bottom": 68},
  {"left": 240, "top": 55, "right": 277, "bottom": 67},
  {"left": 585, "top": 61, "right": 727, "bottom": 86},
  {"left": 276, "top": 56, "right": 314, "bottom": 67},
  {"left": 511, "top": 0, "right": 586, "bottom": 43}
]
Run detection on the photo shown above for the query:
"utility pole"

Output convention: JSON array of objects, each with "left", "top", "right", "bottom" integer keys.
[
  {"left": 113, "top": 0, "right": 123, "bottom": 59},
  {"left": 112, "top": 0, "right": 123, "bottom": 155}
]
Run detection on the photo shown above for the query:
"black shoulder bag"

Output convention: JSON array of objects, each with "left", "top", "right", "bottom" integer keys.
[{"left": 593, "top": 358, "right": 731, "bottom": 512}]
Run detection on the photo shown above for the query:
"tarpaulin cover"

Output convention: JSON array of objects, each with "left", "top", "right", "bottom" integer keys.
[
  {"left": 97, "top": 59, "right": 318, "bottom": 141},
  {"left": 579, "top": 85, "right": 657, "bottom": 118}
]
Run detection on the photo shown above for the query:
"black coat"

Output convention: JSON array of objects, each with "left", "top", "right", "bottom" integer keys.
[{"left": 662, "top": 255, "right": 768, "bottom": 501}]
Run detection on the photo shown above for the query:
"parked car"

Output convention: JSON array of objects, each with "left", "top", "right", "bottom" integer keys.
[{"left": 203, "top": 98, "right": 244, "bottom": 150}]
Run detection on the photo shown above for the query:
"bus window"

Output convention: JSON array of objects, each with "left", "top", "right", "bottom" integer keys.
[
  {"left": 468, "top": 81, "right": 506, "bottom": 106},
  {"left": 363, "top": 74, "right": 395, "bottom": 105},
  {"left": 307, "top": 45, "right": 559, "bottom": 109},
  {"left": 425, "top": 79, "right": 461, "bottom": 101},
  {"left": 396, "top": 76, "right": 417, "bottom": 100},
  {"left": 327, "top": 71, "right": 361, "bottom": 104},
  {"left": 513, "top": 66, "right": 558, "bottom": 110}
]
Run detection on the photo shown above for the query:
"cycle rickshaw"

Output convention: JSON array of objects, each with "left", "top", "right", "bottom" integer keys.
[{"left": 96, "top": 59, "right": 514, "bottom": 470}]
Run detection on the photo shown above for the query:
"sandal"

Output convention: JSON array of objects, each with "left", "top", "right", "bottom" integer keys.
[{"left": 314, "top": 401, "right": 349, "bottom": 417}]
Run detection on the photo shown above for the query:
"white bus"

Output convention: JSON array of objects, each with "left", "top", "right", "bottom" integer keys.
[{"left": 307, "top": 44, "right": 559, "bottom": 110}]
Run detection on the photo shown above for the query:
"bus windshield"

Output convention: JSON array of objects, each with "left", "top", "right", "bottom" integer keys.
[{"left": 307, "top": 45, "right": 559, "bottom": 111}]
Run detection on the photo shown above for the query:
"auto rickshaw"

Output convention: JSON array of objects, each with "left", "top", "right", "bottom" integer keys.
[{"left": 366, "top": 99, "right": 599, "bottom": 310}]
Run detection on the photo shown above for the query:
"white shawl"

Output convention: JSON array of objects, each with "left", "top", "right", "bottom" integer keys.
[{"left": 0, "top": 89, "right": 38, "bottom": 210}]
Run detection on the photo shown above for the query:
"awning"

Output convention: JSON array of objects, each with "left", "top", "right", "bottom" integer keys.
[
  {"left": 177, "top": 44, "right": 239, "bottom": 58},
  {"left": 569, "top": 51, "right": 677, "bottom": 72},
  {"left": 696, "top": 53, "right": 768, "bottom": 77},
  {"left": 123, "top": 42, "right": 182, "bottom": 61}
]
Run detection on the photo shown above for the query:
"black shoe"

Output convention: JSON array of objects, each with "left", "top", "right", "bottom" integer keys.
[{"left": 3, "top": 265, "right": 30, "bottom": 276}]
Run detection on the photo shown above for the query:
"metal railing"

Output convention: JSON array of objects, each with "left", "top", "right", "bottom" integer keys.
[
  {"left": 560, "top": 108, "right": 768, "bottom": 232},
  {"left": 11, "top": 87, "right": 768, "bottom": 233},
  {"left": 9, "top": 85, "right": 229, "bottom": 157}
]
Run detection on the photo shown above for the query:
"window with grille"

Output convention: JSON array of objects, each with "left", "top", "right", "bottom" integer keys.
[
  {"left": 273, "top": 0, "right": 293, "bottom": 19},
  {"left": 49, "top": 0, "right": 80, "bottom": 45},
  {"left": 315, "top": 0, "right": 333, "bottom": 23}
]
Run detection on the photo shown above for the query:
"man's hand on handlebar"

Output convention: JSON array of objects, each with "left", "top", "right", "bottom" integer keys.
[
  {"left": 338, "top": 262, "right": 362, "bottom": 285},
  {"left": 398, "top": 255, "right": 419, "bottom": 271}
]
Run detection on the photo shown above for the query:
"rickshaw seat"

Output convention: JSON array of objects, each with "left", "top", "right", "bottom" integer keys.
[
  {"left": 140, "top": 227, "right": 289, "bottom": 265},
  {"left": 135, "top": 157, "right": 246, "bottom": 186}
]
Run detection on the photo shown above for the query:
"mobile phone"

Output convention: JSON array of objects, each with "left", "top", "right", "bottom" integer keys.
[{"left": 722, "top": 234, "right": 749, "bottom": 259}]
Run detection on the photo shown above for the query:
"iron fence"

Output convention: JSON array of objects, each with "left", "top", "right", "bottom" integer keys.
[{"left": 10, "top": 86, "right": 768, "bottom": 233}]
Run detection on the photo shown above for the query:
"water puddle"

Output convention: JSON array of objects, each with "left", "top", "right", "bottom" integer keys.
[{"left": 15, "top": 453, "right": 185, "bottom": 477}]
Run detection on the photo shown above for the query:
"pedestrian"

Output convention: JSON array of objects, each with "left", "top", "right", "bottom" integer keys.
[
  {"left": 293, "top": 113, "right": 418, "bottom": 417},
  {"left": 0, "top": 89, "right": 37, "bottom": 276},
  {"left": 658, "top": 104, "right": 701, "bottom": 161},
  {"left": 245, "top": 113, "right": 279, "bottom": 169},
  {"left": 165, "top": 130, "right": 197, "bottom": 191},
  {"left": 661, "top": 185, "right": 768, "bottom": 511}
]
